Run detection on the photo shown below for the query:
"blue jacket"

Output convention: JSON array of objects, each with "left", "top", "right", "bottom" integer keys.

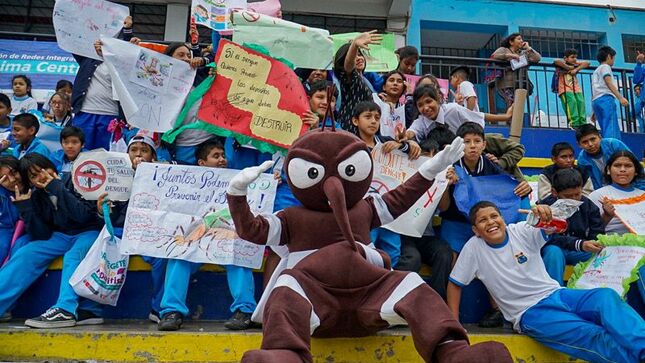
[
  {"left": 635, "top": 62, "right": 644, "bottom": 105},
  {"left": 12, "top": 176, "right": 102, "bottom": 240},
  {"left": 538, "top": 195, "right": 604, "bottom": 252},
  {"left": 12, "top": 137, "right": 51, "bottom": 160},
  {"left": 71, "top": 28, "right": 133, "bottom": 114},
  {"left": 0, "top": 187, "right": 19, "bottom": 230},
  {"left": 51, "top": 148, "right": 88, "bottom": 176},
  {"left": 577, "top": 138, "right": 630, "bottom": 189}
]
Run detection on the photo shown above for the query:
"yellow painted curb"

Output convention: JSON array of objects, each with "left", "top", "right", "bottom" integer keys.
[{"left": 0, "top": 329, "right": 582, "bottom": 363}]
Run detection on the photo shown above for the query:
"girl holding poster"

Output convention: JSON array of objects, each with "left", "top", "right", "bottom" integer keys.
[{"left": 372, "top": 70, "right": 406, "bottom": 139}]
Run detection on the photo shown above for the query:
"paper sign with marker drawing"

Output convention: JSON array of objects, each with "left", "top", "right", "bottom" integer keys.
[
  {"left": 369, "top": 144, "right": 449, "bottom": 237},
  {"left": 100, "top": 38, "right": 196, "bottom": 132},
  {"left": 120, "top": 163, "right": 277, "bottom": 269},
  {"left": 198, "top": 40, "right": 309, "bottom": 149},
  {"left": 53, "top": 0, "right": 129, "bottom": 61},
  {"left": 231, "top": 11, "right": 333, "bottom": 69},
  {"left": 72, "top": 150, "right": 134, "bottom": 201},
  {"left": 192, "top": 0, "right": 246, "bottom": 31},
  {"left": 611, "top": 193, "right": 645, "bottom": 235},
  {"left": 331, "top": 33, "right": 398, "bottom": 72}
]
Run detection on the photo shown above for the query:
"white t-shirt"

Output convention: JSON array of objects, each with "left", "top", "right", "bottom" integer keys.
[
  {"left": 589, "top": 184, "right": 645, "bottom": 234},
  {"left": 80, "top": 63, "right": 119, "bottom": 116},
  {"left": 592, "top": 64, "right": 615, "bottom": 101},
  {"left": 449, "top": 222, "right": 561, "bottom": 331},
  {"left": 409, "top": 103, "right": 485, "bottom": 143},
  {"left": 372, "top": 93, "right": 405, "bottom": 138},
  {"left": 458, "top": 81, "right": 479, "bottom": 112},
  {"left": 10, "top": 95, "right": 38, "bottom": 116}
]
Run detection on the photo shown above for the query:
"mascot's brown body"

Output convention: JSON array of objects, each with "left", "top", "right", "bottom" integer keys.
[{"left": 227, "top": 129, "right": 512, "bottom": 363}]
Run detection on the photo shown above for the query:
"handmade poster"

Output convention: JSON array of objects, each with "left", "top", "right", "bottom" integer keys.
[
  {"left": 369, "top": 144, "right": 448, "bottom": 237},
  {"left": 372, "top": 93, "right": 405, "bottom": 138},
  {"left": 192, "top": 0, "right": 246, "bottom": 31},
  {"left": 72, "top": 150, "right": 134, "bottom": 201},
  {"left": 197, "top": 40, "right": 309, "bottom": 150},
  {"left": 331, "top": 33, "right": 397, "bottom": 72},
  {"left": 100, "top": 38, "right": 196, "bottom": 132},
  {"left": 611, "top": 193, "right": 645, "bottom": 235},
  {"left": 246, "top": 0, "right": 281, "bottom": 17},
  {"left": 568, "top": 234, "right": 645, "bottom": 298},
  {"left": 53, "top": 0, "right": 129, "bottom": 61},
  {"left": 231, "top": 11, "right": 333, "bottom": 69},
  {"left": 120, "top": 163, "right": 276, "bottom": 268}
]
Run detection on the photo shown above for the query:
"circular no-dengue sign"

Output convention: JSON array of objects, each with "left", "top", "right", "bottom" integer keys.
[{"left": 73, "top": 160, "right": 107, "bottom": 193}]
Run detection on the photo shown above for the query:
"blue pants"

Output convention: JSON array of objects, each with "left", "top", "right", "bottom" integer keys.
[
  {"left": 440, "top": 219, "right": 473, "bottom": 254},
  {"left": 174, "top": 145, "right": 198, "bottom": 165},
  {"left": 160, "top": 260, "right": 257, "bottom": 317},
  {"left": 592, "top": 95, "right": 621, "bottom": 140},
  {"left": 0, "top": 231, "right": 99, "bottom": 316},
  {"left": 370, "top": 228, "right": 401, "bottom": 267},
  {"left": 541, "top": 245, "right": 591, "bottom": 286},
  {"left": 72, "top": 112, "right": 116, "bottom": 151},
  {"left": 520, "top": 288, "right": 645, "bottom": 363},
  {"left": 0, "top": 227, "right": 14, "bottom": 266},
  {"left": 141, "top": 256, "right": 167, "bottom": 313}
]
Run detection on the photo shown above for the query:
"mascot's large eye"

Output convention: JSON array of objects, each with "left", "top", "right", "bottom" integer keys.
[
  {"left": 288, "top": 158, "right": 325, "bottom": 189},
  {"left": 337, "top": 150, "right": 371, "bottom": 182}
]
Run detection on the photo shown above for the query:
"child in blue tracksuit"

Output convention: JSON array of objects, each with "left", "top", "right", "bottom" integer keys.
[
  {"left": 0, "top": 156, "right": 21, "bottom": 265},
  {"left": 0, "top": 94, "right": 15, "bottom": 155},
  {"left": 0, "top": 153, "right": 103, "bottom": 328},
  {"left": 537, "top": 168, "right": 604, "bottom": 286},
  {"left": 157, "top": 139, "right": 258, "bottom": 331},
  {"left": 448, "top": 201, "right": 645, "bottom": 363},
  {"left": 591, "top": 46, "right": 629, "bottom": 140},
  {"left": 51, "top": 126, "right": 87, "bottom": 178},
  {"left": 575, "top": 124, "right": 632, "bottom": 190},
  {"left": 11, "top": 113, "right": 50, "bottom": 160}
]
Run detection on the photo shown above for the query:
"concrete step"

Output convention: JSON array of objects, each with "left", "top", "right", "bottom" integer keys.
[{"left": 0, "top": 321, "right": 582, "bottom": 363}]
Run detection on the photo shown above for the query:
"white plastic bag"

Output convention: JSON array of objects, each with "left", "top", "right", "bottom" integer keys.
[{"left": 69, "top": 226, "right": 128, "bottom": 306}]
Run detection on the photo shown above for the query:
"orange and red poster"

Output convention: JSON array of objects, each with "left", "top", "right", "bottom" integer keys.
[{"left": 197, "top": 40, "right": 309, "bottom": 149}]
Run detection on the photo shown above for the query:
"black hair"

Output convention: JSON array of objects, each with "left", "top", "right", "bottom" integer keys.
[
  {"left": 164, "top": 42, "right": 191, "bottom": 57},
  {"left": 352, "top": 100, "right": 380, "bottom": 119},
  {"left": 552, "top": 168, "right": 583, "bottom": 192},
  {"left": 596, "top": 46, "right": 616, "bottom": 63},
  {"left": 60, "top": 125, "right": 85, "bottom": 144},
  {"left": 0, "top": 155, "right": 20, "bottom": 172},
  {"left": 306, "top": 80, "right": 338, "bottom": 99},
  {"left": 604, "top": 150, "right": 644, "bottom": 185},
  {"left": 19, "top": 152, "right": 57, "bottom": 186},
  {"left": 420, "top": 138, "right": 439, "bottom": 154},
  {"left": 13, "top": 113, "right": 40, "bottom": 133},
  {"left": 413, "top": 85, "right": 440, "bottom": 106},
  {"left": 501, "top": 33, "right": 522, "bottom": 48},
  {"left": 563, "top": 49, "right": 578, "bottom": 58},
  {"left": 55, "top": 80, "right": 73, "bottom": 91},
  {"left": 11, "top": 75, "right": 32, "bottom": 97},
  {"left": 416, "top": 74, "right": 444, "bottom": 104},
  {"left": 551, "top": 142, "right": 574, "bottom": 157},
  {"left": 469, "top": 201, "right": 501, "bottom": 225},
  {"left": 575, "top": 124, "right": 600, "bottom": 142},
  {"left": 449, "top": 66, "right": 470, "bottom": 79},
  {"left": 427, "top": 125, "right": 456, "bottom": 150},
  {"left": 456, "top": 122, "right": 485, "bottom": 139},
  {"left": 0, "top": 93, "right": 10, "bottom": 109},
  {"left": 382, "top": 70, "right": 406, "bottom": 98},
  {"left": 195, "top": 138, "right": 225, "bottom": 162},
  {"left": 333, "top": 43, "right": 365, "bottom": 74},
  {"left": 395, "top": 46, "right": 419, "bottom": 61}
]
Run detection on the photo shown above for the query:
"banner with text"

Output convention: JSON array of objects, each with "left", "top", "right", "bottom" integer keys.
[
  {"left": 120, "top": 163, "right": 277, "bottom": 268},
  {"left": 72, "top": 150, "right": 134, "bottom": 201}
]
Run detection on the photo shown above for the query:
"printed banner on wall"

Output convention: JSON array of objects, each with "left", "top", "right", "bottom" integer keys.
[
  {"left": 370, "top": 144, "right": 449, "bottom": 237},
  {"left": 197, "top": 40, "right": 309, "bottom": 149},
  {"left": 611, "top": 193, "right": 645, "bottom": 235},
  {"left": 72, "top": 150, "right": 134, "bottom": 201},
  {"left": 192, "top": 0, "right": 246, "bottom": 31},
  {"left": 53, "top": 0, "right": 129, "bottom": 61},
  {"left": 120, "top": 163, "right": 277, "bottom": 268},
  {"left": 100, "top": 38, "right": 196, "bottom": 132}
]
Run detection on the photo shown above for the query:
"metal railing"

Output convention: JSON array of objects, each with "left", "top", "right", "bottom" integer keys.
[{"left": 419, "top": 54, "right": 642, "bottom": 133}]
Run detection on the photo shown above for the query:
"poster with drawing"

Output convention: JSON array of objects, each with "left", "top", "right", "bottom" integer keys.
[
  {"left": 192, "top": 0, "right": 246, "bottom": 31},
  {"left": 72, "top": 150, "right": 134, "bottom": 201},
  {"left": 100, "top": 37, "right": 196, "bottom": 132},
  {"left": 120, "top": 163, "right": 277, "bottom": 269},
  {"left": 369, "top": 144, "right": 449, "bottom": 237},
  {"left": 611, "top": 193, "right": 645, "bottom": 235},
  {"left": 372, "top": 93, "right": 405, "bottom": 138},
  {"left": 53, "top": 0, "right": 129, "bottom": 61}
]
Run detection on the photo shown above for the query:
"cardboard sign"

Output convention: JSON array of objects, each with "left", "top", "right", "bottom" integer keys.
[
  {"left": 369, "top": 144, "right": 448, "bottom": 237},
  {"left": 192, "top": 0, "right": 246, "bottom": 31},
  {"left": 612, "top": 193, "right": 645, "bottom": 235},
  {"left": 53, "top": 0, "right": 129, "bottom": 60},
  {"left": 72, "top": 151, "right": 134, "bottom": 201},
  {"left": 198, "top": 40, "right": 309, "bottom": 149},
  {"left": 231, "top": 11, "right": 333, "bottom": 69},
  {"left": 120, "top": 163, "right": 277, "bottom": 268},
  {"left": 100, "top": 38, "right": 196, "bottom": 132},
  {"left": 331, "top": 33, "right": 398, "bottom": 72}
]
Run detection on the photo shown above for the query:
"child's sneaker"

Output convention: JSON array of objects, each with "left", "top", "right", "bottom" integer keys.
[
  {"left": 158, "top": 312, "right": 183, "bottom": 331},
  {"left": 24, "top": 308, "right": 76, "bottom": 328},
  {"left": 76, "top": 310, "right": 104, "bottom": 326},
  {"left": 224, "top": 310, "right": 252, "bottom": 330},
  {"left": 148, "top": 310, "right": 160, "bottom": 323}
]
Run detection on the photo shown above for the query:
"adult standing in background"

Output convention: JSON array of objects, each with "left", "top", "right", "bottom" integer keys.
[{"left": 491, "top": 33, "right": 542, "bottom": 107}]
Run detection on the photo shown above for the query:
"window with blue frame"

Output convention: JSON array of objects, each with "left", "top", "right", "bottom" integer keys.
[
  {"left": 622, "top": 35, "right": 645, "bottom": 63},
  {"left": 519, "top": 28, "right": 605, "bottom": 60}
]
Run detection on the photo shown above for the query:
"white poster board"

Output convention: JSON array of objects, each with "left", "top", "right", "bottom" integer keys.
[
  {"left": 53, "top": 0, "right": 129, "bottom": 60},
  {"left": 370, "top": 144, "right": 449, "bottom": 237},
  {"left": 72, "top": 150, "right": 134, "bottom": 201},
  {"left": 192, "top": 0, "right": 246, "bottom": 31},
  {"left": 120, "top": 163, "right": 277, "bottom": 269},
  {"left": 612, "top": 193, "right": 645, "bottom": 235},
  {"left": 100, "top": 38, "right": 196, "bottom": 132}
]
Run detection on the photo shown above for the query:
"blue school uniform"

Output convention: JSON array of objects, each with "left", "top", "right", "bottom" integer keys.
[
  {"left": 0, "top": 187, "right": 19, "bottom": 264},
  {"left": 12, "top": 137, "right": 51, "bottom": 160},
  {"left": 577, "top": 138, "right": 630, "bottom": 190}
]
